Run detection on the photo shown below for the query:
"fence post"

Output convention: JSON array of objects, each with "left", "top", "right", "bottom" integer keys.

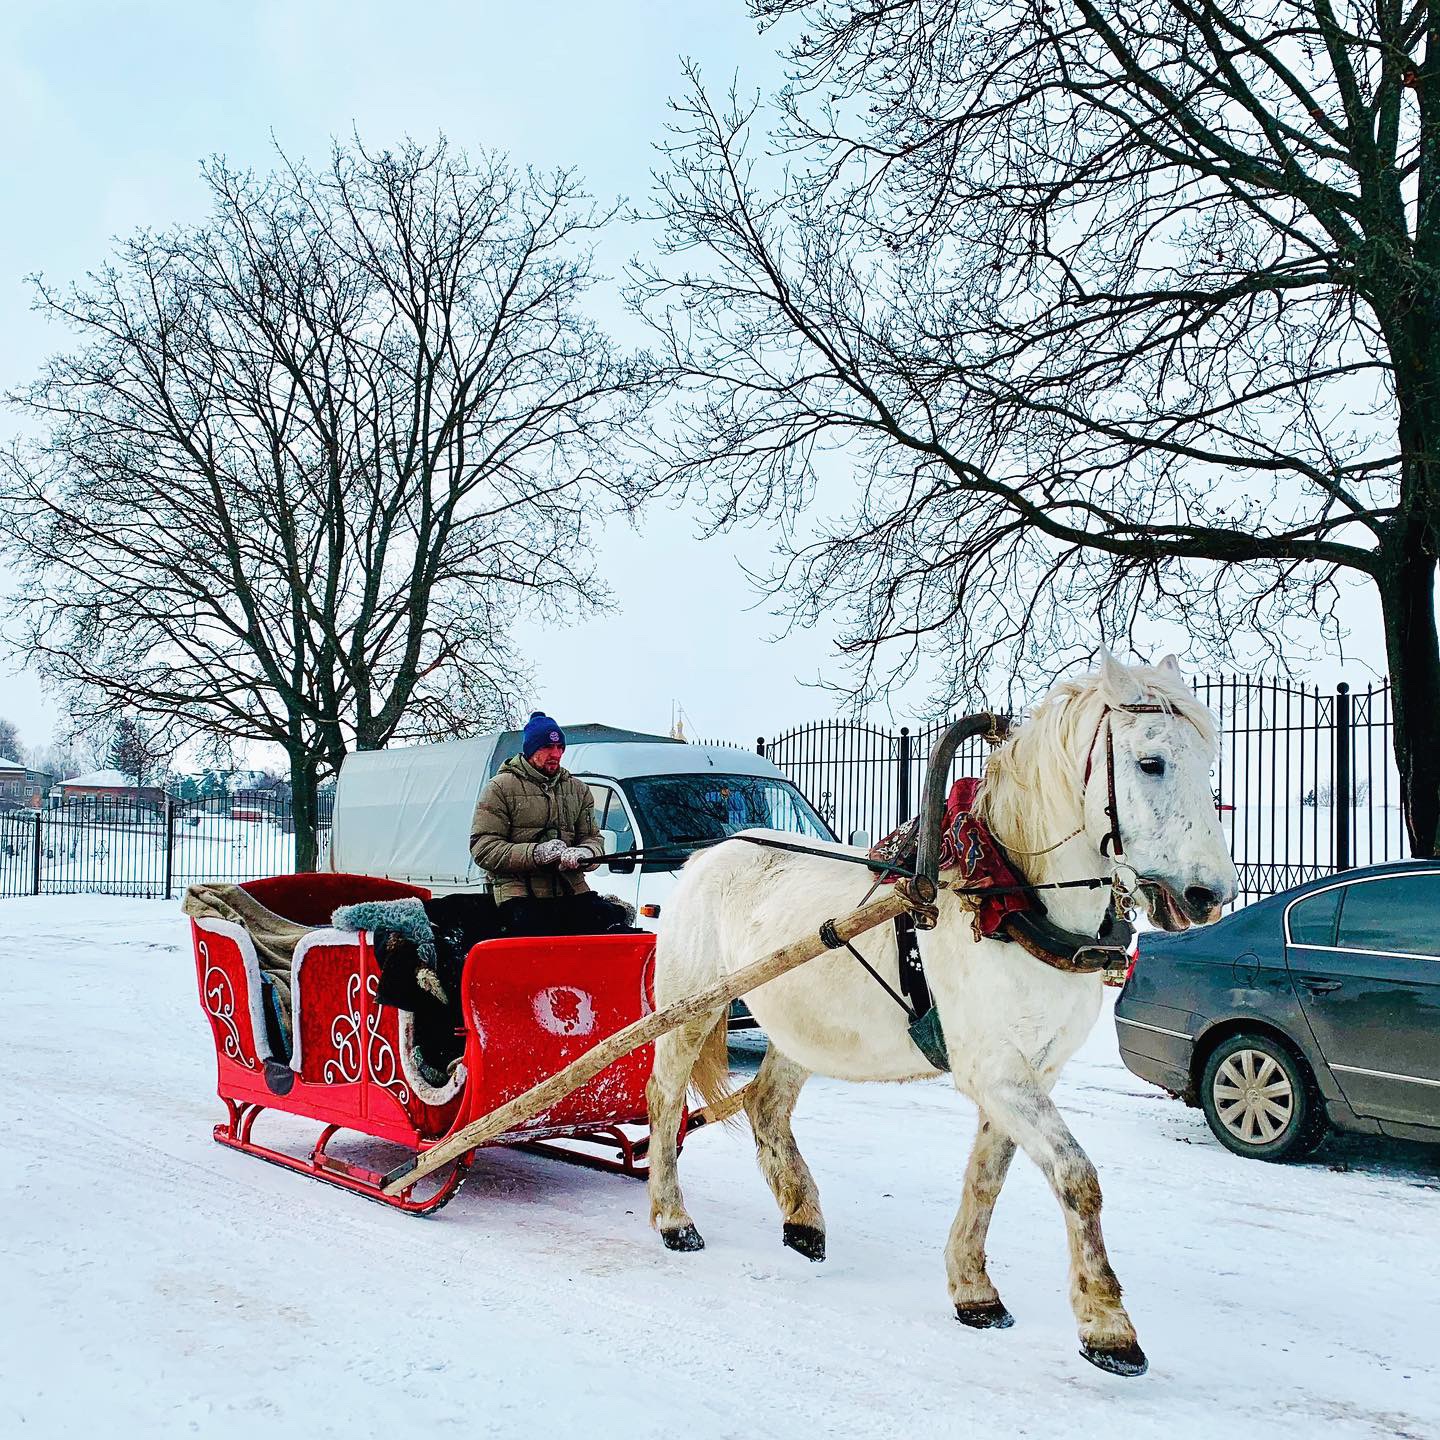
[
  {"left": 897, "top": 726, "right": 912, "bottom": 821},
  {"left": 31, "top": 809, "right": 42, "bottom": 895},
  {"left": 163, "top": 796, "right": 176, "bottom": 900},
  {"left": 756, "top": 736, "right": 766, "bottom": 757},
  {"left": 1335, "top": 682, "right": 1352, "bottom": 871}
]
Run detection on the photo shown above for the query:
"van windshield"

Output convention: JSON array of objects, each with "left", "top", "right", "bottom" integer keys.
[{"left": 621, "top": 773, "right": 831, "bottom": 859}]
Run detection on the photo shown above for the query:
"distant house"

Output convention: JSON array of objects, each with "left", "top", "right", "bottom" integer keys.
[
  {"left": 0, "top": 756, "right": 47, "bottom": 812},
  {"left": 57, "top": 769, "right": 166, "bottom": 810}
]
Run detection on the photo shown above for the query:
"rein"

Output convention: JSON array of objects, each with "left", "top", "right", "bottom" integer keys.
[
  {"left": 593, "top": 700, "right": 1190, "bottom": 1063},
  {"left": 602, "top": 699, "right": 1186, "bottom": 910},
  {"left": 601, "top": 834, "right": 1111, "bottom": 897}
]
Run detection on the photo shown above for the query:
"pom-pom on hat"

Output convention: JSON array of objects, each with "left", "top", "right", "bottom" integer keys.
[{"left": 522, "top": 711, "right": 565, "bottom": 758}]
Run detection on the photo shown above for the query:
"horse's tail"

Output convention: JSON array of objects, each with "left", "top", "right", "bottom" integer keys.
[{"left": 688, "top": 1013, "right": 740, "bottom": 1126}]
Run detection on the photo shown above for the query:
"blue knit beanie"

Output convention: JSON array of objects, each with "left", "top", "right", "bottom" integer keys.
[{"left": 522, "top": 711, "right": 565, "bottom": 759}]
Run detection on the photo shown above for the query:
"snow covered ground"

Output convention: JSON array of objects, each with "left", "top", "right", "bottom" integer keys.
[{"left": 2, "top": 897, "right": 1437, "bottom": 1439}]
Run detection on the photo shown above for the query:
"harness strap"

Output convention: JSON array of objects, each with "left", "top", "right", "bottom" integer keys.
[
  {"left": 822, "top": 913, "right": 949, "bottom": 1071},
  {"left": 894, "top": 910, "right": 951, "bottom": 1071},
  {"left": 844, "top": 937, "right": 917, "bottom": 1020},
  {"left": 894, "top": 910, "right": 930, "bottom": 1018},
  {"left": 823, "top": 915, "right": 918, "bottom": 1019}
]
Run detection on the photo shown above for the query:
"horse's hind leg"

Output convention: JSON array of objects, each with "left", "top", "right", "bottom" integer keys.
[
  {"left": 646, "top": 1014, "right": 722, "bottom": 1252},
  {"left": 947, "top": 1108, "right": 1018, "bottom": 1328},
  {"left": 978, "top": 1069, "right": 1146, "bottom": 1376},
  {"left": 744, "top": 1045, "right": 825, "bottom": 1261}
]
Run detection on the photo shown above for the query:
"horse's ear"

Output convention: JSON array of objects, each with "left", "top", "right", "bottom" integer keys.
[
  {"left": 1097, "top": 646, "right": 1135, "bottom": 699},
  {"left": 1158, "top": 653, "right": 1183, "bottom": 677}
]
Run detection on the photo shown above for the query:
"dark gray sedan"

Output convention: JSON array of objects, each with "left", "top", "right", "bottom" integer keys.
[{"left": 1115, "top": 860, "right": 1440, "bottom": 1160}]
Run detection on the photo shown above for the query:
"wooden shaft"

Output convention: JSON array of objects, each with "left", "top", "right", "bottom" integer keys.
[
  {"left": 687, "top": 1082, "right": 750, "bottom": 1130},
  {"left": 381, "top": 885, "right": 923, "bottom": 1195}
]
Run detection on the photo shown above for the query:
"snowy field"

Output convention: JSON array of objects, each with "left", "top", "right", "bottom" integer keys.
[{"left": 2, "top": 897, "right": 1437, "bottom": 1439}]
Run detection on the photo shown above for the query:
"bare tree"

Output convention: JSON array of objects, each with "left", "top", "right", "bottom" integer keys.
[
  {"left": 0, "top": 717, "right": 20, "bottom": 762},
  {"left": 634, "top": 3, "right": 1440, "bottom": 853},
  {"left": 24, "top": 732, "right": 100, "bottom": 782},
  {"left": 3, "top": 137, "right": 643, "bottom": 867}
]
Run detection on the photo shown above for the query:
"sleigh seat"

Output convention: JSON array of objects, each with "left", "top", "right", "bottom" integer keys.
[{"left": 191, "top": 872, "right": 468, "bottom": 1141}]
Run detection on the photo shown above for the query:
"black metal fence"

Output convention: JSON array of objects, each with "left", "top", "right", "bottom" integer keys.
[
  {"left": 0, "top": 677, "right": 1406, "bottom": 907},
  {"left": 0, "top": 792, "right": 332, "bottom": 901},
  {"left": 745, "top": 678, "right": 1406, "bottom": 907}
]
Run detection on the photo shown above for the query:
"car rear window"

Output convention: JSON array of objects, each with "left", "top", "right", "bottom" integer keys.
[
  {"left": 1287, "top": 887, "right": 1341, "bottom": 947},
  {"left": 1335, "top": 873, "right": 1440, "bottom": 958}
]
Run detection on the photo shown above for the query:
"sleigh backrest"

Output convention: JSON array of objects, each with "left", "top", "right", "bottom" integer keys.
[{"left": 240, "top": 872, "right": 432, "bottom": 926}]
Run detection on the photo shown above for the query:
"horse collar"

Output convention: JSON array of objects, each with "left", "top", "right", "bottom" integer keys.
[{"left": 983, "top": 826, "right": 1134, "bottom": 974}]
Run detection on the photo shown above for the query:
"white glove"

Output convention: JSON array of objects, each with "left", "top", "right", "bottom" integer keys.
[
  {"left": 533, "top": 838, "right": 566, "bottom": 865},
  {"left": 558, "top": 846, "right": 595, "bottom": 871}
]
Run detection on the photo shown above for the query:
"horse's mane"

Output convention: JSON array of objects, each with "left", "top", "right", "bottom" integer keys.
[{"left": 974, "top": 661, "right": 1217, "bottom": 881}]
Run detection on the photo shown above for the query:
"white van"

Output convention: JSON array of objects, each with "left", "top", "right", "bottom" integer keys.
[{"left": 324, "top": 723, "right": 836, "bottom": 929}]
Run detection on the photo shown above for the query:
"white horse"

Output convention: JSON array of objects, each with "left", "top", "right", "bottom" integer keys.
[{"left": 645, "top": 654, "right": 1238, "bottom": 1376}]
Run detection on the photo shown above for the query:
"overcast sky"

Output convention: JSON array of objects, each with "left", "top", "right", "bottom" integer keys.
[{"left": 0, "top": 2, "right": 1389, "bottom": 763}]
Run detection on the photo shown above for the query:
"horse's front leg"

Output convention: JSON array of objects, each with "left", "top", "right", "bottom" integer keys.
[
  {"left": 947, "top": 1108, "right": 1017, "bottom": 1328},
  {"left": 978, "top": 1070, "right": 1146, "bottom": 1376}
]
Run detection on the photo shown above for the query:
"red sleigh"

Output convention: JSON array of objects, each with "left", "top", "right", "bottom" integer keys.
[{"left": 189, "top": 872, "right": 684, "bottom": 1214}]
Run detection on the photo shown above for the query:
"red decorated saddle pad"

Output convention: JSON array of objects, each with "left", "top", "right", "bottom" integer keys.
[{"left": 867, "top": 778, "right": 1033, "bottom": 939}]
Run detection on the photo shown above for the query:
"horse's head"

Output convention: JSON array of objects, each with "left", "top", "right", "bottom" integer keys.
[{"left": 1085, "top": 651, "right": 1238, "bottom": 930}]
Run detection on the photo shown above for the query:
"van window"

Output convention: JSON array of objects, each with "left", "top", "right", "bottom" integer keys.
[
  {"left": 587, "top": 784, "right": 636, "bottom": 856},
  {"left": 622, "top": 773, "right": 830, "bottom": 860}
]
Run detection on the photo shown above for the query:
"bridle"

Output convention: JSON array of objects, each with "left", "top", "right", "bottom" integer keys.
[
  {"left": 1083, "top": 703, "right": 1174, "bottom": 861},
  {"left": 986, "top": 701, "right": 1190, "bottom": 921},
  {"left": 1001, "top": 701, "right": 1190, "bottom": 873}
]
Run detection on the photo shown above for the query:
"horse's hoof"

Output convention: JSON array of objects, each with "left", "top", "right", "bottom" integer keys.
[
  {"left": 661, "top": 1223, "right": 705, "bottom": 1253},
  {"left": 782, "top": 1222, "right": 826, "bottom": 1262},
  {"left": 1079, "top": 1340, "right": 1148, "bottom": 1377},
  {"left": 954, "top": 1300, "right": 1014, "bottom": 1330}
]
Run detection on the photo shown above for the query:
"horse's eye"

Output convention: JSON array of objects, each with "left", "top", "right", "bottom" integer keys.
[{"left": 1138, "top": 756, "right": 1166, "bottom": 777}]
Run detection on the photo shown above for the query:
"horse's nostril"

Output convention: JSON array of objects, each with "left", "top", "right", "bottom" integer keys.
[{"left": 1184, "top": 885, "right": 1219, "bottom": 914}]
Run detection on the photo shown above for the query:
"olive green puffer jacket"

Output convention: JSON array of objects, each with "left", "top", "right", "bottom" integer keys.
[{"left": 469, "top": 754, "right": 603, "bottom": 903}]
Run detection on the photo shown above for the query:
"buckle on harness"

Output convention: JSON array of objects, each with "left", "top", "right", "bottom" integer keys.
[{"left": 1069, "top": 943, "right": 1128, "bottom": 973}]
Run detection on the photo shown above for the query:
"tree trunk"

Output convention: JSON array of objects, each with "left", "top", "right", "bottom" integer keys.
[
  {"left": 1380, "top": 299, "right": 1440, "bottom": 858},
  {"left": 288, "top": 748, "right": 322, "bottom": 873},
  {"left": 1379, "top": 537, "right": 1440, "bottom": 858}
]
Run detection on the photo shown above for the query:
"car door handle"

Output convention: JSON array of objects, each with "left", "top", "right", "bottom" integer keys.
[{"left": 1301, "top": 979, "right": 1342, "bottom": 994}]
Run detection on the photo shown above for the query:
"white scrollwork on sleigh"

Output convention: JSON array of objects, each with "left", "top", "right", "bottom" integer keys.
[
  {"left": 364, "top": 972, "right": 410, "bottom": 1106},
  {"left": 322, "top": 968, "right": 409, "bottom": 1104},
  {"left": 200, "top": 940, "right": 256, "bottom": 1070},
  {"left": 325, "top": 971, "right": 365, "bottom": 1083}
]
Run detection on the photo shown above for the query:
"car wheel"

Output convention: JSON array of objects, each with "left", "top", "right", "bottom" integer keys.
[{"left": 1199, "top": 1032, "right": 1327, "bottom": 1162}]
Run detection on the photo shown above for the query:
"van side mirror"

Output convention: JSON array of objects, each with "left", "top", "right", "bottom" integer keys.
[
  {"left": 600, "top": 828, "right": 636, "bottom": 874},
  {"left": 848, "top": 828, "right": 871, "bottom": 849}
]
